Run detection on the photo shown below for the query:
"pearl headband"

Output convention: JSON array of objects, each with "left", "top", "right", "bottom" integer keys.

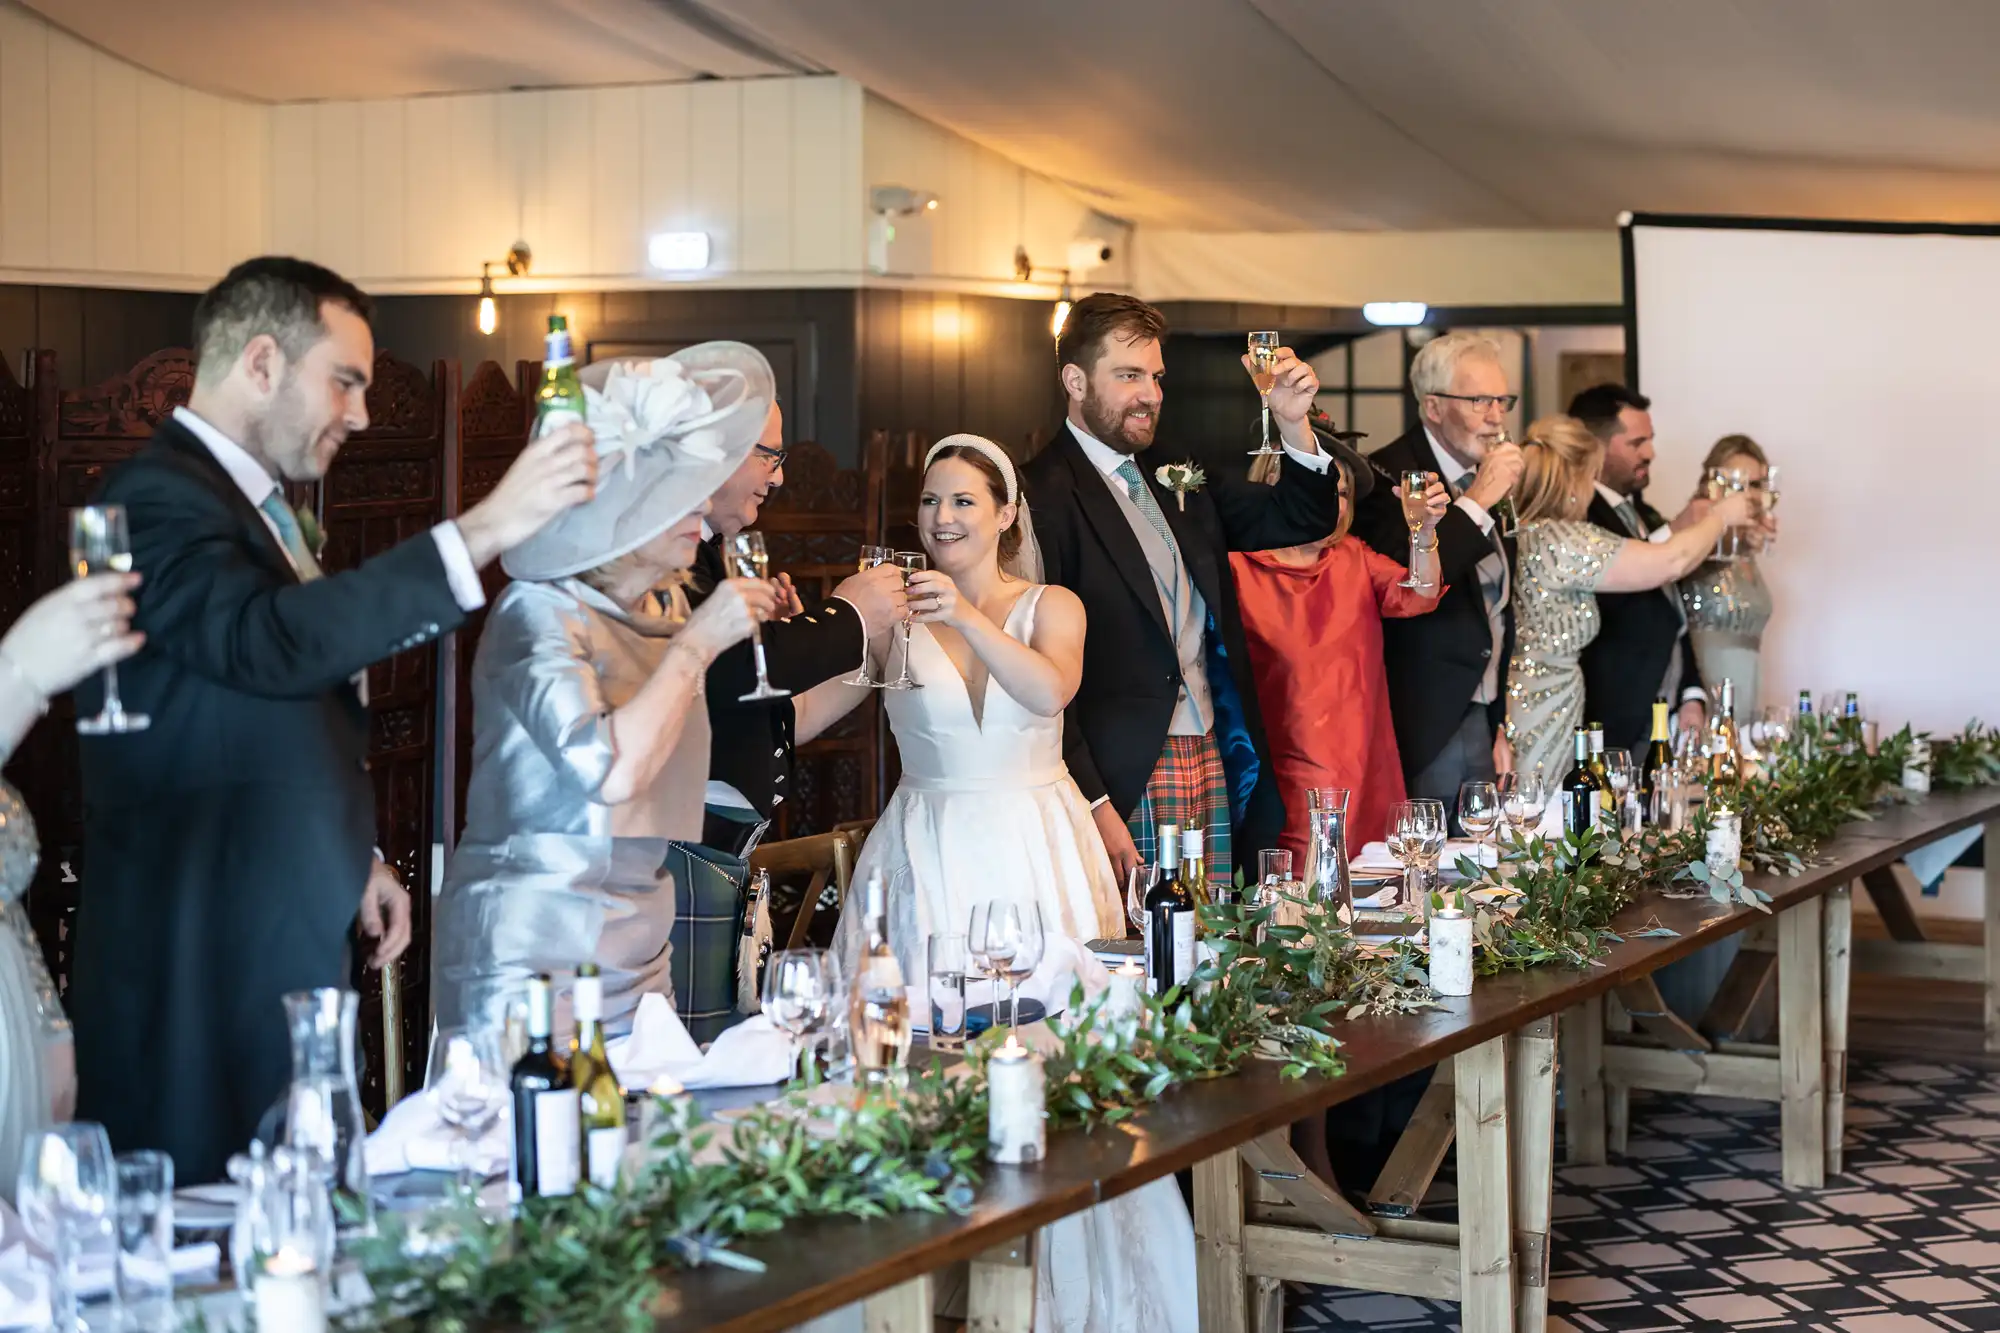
[{"left": 923, "top": 433, "right": 1018, "bottom": 504}]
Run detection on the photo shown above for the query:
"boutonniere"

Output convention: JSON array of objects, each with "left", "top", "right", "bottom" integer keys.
[
  {"left": 295, "top": 506, "right": 327, "bottom": 559},
  {"left": 1155, "top": 461, "right": 1206, "bottom": 513}
]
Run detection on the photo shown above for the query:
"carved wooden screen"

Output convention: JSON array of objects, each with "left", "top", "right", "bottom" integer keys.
[
  {"left": 758, "top": 433, "right": 886, "bottom": 837},
  {"left": 315, "top": 354, "right": 456, "bottom": 1108},
  {"left": 443, "top": 360, "right": 534, "bottom": 849}
]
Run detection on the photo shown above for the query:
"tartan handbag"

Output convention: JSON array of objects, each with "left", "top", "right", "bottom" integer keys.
[{"left": 663, "top": 840, "right": 750, "bottom": 1043}]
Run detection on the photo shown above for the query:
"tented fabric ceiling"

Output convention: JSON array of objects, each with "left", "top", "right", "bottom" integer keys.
[{"left": 28, "top": 0, "right": 2000, "bottom": 230}]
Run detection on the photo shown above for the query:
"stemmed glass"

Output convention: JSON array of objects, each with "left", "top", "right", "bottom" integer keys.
[
  {"left": 1457, "top": 780, "right": 1500, "bottom": 868},
  {"left": 17, "top": 1122, "right": 117, "bottom": 1333},
  {"left": 1707, "top": 467, "right": 1748, "bottom": 562},
  {"left": 724, "top": 531, "right": 789, "bottom": 702},
  {"left": 424, "top": 1027, "right": 510, "bottom": 1192},
  {"left": 972, "top": 900, "right": 1045, "bottom": 1030},
  {"left": 882, "top": 550, "right": 927, "bottom": 690},
  {"left": 1490, "top": 430, "right": 1519, "bottom": 538},
  {"left": 762, "top": 948, "right": 837, "bottom": 1085},
  {"left": 1246, "top": 330, "right": 1283, "bottom": 457},
  {"left": 1396, "top": 470, "right": 1432, "bottom": 589},
  {"left": 70, "top": 505, "right": 149, "bottom": 734},
  {"left": 843, "top": 546, "right": 892, "bottom": 687},
  {"left": 1498, "top": 769, "right": 1548, "bottom": 846},
  {"left": 1759, "top": 465, "right": 1781, "bottom": 553},
  {"left": 1388, "top": 799, "right": 1447, "bottom": 915},
  {"left": 1124, "top": 863, "right": 1157, "bottom": 934},
  {"left": 1602, "top": 749, "right": 1635, "bottom": 836}
]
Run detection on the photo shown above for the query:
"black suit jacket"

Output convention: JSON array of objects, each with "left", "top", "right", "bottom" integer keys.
[
  {"left": 689, "top": 536, "right": 866, "bottom": 819},
  {"left": 69, "top": 418, "right": 467, "bottom": 1184},
  {"left": 1580, "top": 491, "right": 1704, "bottom": 753},
  {"left": 1350, "top": 427, "right": 1516, "bottom": 780},
  {"left": 1021, "top": 422, "right": 1340, "bottom": 851}
]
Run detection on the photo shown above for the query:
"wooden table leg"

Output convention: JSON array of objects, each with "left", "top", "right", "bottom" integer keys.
[
  {"left": 969, "top": 1232, "right": 1036, "bottom": 1333},
  {"left": 1561, "top": 995, "right": 1606, "bottom": 1166},
  {"left": 1823, "top": 883, "right": 1853, "bottom": 1179},
  {"left": 862, "top": 1273, "right": 934, "bottom": 1333},
  {"left": 1778, "top": 895, "right": 1827, "bottom": 1189},
  {"left": 1986, "top": 818, "right": 2000, "bottom": 1054},
  {"left": 1455, "top": 1035, "right": 1515, "bottom": 1333},
  {"left": 1510, "top": 1016, "right": 1557, "bottom": 1333},
  {"left": 1195, "top": 1148, "right": 1250, "bottom": 1333},
  {"left": 1605, "top": 992, "right": 1632, "bottom": 1154}
]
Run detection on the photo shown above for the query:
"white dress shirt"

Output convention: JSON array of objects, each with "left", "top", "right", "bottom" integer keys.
[{"left": 1423, "top": 427, "right": 1510, "bottom": 704}]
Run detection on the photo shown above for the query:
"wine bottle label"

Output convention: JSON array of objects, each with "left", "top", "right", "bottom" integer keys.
[
  {"left": 533, "top": 1089, "right": 581, "bottom": 1196},
  {"left": 1172, "top": 910, "right": 1197, "bottom": 985},
  {"left": 546, "top": 331, "right": 574, "bottom": 364},
  {"left": 534, "top": 406, "right": 584, "bottom": 438},
  {"left": 586, "top": 1125, "right": 625, "bottom": 1189}
]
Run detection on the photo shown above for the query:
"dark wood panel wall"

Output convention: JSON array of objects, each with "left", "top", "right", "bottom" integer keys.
[{"left": 0, "top": 286, "right": 201, "bottom": 389}]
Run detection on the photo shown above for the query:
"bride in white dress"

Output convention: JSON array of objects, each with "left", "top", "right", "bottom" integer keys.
[{"left": 819, "top": 434, "right": 1197, "bottom": 1333}]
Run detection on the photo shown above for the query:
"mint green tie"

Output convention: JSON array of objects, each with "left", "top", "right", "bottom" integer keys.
[
  {"left": 1114, "top": 460, "right": 1174, "bottom": 547},
  {"left": 259, "top": 494, "right": 323, "bottom": 581}
]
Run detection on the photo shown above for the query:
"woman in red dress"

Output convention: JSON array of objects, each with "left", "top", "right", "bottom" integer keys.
[{"left": 1230, "top": 459, "right": 1447, "bottom": 861}]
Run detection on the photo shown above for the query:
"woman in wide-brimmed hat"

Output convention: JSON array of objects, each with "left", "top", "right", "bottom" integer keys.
[{"left": 431, "top": 342, "right": 781, "bottom": 1040}]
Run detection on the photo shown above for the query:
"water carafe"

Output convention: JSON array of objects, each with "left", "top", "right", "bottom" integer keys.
[
  {"left": 1306, "top": 789, "right": 1355, "bottom": 922},
  {"left": 272, "top": 988, "right": 372, "bottom": 1238}
]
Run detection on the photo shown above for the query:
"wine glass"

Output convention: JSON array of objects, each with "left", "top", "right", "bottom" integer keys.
[
  {"left": 424, "top": 1027, "right": 510, "bottom": 1192},
  {"left": 1490, "top": 430, "right": 1520, "bottom": 537},
  {"left": 1396, "top": 469, "right": 1431, "bottom": 589},
  {"left": 1389, "top": 800, "right": 1446, "bottom": 914},
  {"left": 1760, "top": 464, "right": 1781, "bottom": 552},
  {"left": 724, "top": 531, "right": 789, "bottom": 702},
  {"left": 1457, "top": 780, "right": 1499, "bottom": 869},
  {"left": 844, "top": 546, "right": 892, "bottom": 687},
  {"left": 1707, "top": 467, "right": 1748, "bottom": 562},
  {"left": 883, "top": 550, "right": 928, "bottom": 690},
  {"left": 1602, "top": 749, "right": 1635, "bottom": 837},
  {"left": 17, "top": 1122, "right": 117, "bottom": 1333},
  {"left": 1124, "top": 862, "right": 1157, "bottom": 934},
  {"left": 762, "top": 948, "right": 837, "bottom": 1085},
  {"left": 1246, "top": 330, "right": 1283, "bottom": 457},
  {"left": 973, "top": 900, "right": 1044, "bottom": 1030},
  {"left": 70, "top": 506, "right": 149, "bottom": 734}
]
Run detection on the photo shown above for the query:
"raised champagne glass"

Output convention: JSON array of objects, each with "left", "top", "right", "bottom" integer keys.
[
  {"left": 843, "top": 545, "right": 892, "bottom": 687},
  {"left": 1396, "top": 469, "right": 1431, "bottom": 589},
  {"left": 1760, "top": 464, "right": 1781, "bottom": 552},
  {"left": 70, "top": 505, "right": 149, "bottom": 734},
  {"left": 1246, "top": 330, "right": 1283, "bottom": 457},
  {"left": 883, "top": 550, "right": 927, "bottom": 690},
  {"left": 724, "top": 530, "right": 789, "bottom": 702}
]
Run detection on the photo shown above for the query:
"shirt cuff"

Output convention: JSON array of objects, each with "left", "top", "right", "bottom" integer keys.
[
  {"left": 1454, "top": 495, "right": 1495, "bottom": 533},
  {"left": 1648, "top": 526, "right": 1672, "bottom": 545},
  {"left": 1089, "top": 794, "right": 1110, "bottom": 810},
  {"left": 432, "top": 523, "right": 488, "bottom": 612},
  {"left": 1281, "top": 440, "right": 1332, "bottom": 474}
]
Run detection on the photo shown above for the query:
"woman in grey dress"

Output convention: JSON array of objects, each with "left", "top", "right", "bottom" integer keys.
[
  {"left": 0, "top": 569, "right": 144, "bottom": 1198},
  {"left": 1505, "top": 417, "right": 1759, "bottom": 781},
  {"left": 431, "top": 344, "right": 780, "bottom": 1039},
  {"left": 1682, "top": 434, "right": 1776, "bottom": 713}
]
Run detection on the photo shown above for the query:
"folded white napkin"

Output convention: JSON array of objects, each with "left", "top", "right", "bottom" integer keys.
[
  {"left": 911, "top": 932, "right": 1110, "bottom": 1031},
  {"left": 608, "top": 994, "right": 797, "bottom": 1090},
  {"left": 1354, "top": 840, "right": 1493, "bottom": 874},
  {"left": 365, "top": 1087, "right": 512, "bottom": 1179}
]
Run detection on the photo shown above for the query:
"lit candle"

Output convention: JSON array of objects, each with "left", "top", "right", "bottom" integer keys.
[
  {"left": 986, "top": 1034, "right": 1046, "bottom": 1166},
  {"left": 1106, "top": 964, "right": 1144, "bottom": 1022},
  {"left": 1429, "top": 907, "right": 1474, "bottom": 998},
  {"left": 254, "top": 1246, "right": 327, "bottom": 1333},
  {"left": 1705, "top": 811, "right": 1741, "bottom": 877},
  {"left": 635, "top": 1072, "right": 689, "bottom": 1150}
]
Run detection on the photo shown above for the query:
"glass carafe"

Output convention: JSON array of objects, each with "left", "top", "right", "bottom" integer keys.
[
  {"left": 271, "top": 988, "right": 372, "bottom": 1239},
  {"left": 1307, "top": 804, "right": 1355, "bottom": 923}
]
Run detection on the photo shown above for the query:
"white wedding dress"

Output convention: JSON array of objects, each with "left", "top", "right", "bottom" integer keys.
[{"left": 836, "top": 584, "right": 1199, "bottom": 1333}]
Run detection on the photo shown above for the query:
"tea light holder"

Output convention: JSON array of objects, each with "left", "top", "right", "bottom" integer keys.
[
  {"left": 1705, "top": 811, "right": 1742, "bottom": 876},
  {"left": 1105, "top": 963, "right": 1145, "bottom": 1023},
  {"left": 1429, "top": 907, "right": 1474, "bottom": 997},
  {"left": 986, "top": 1034, "right": 1046, "bottom": 1165},
  {"left": 253, "top": 1245, "right": 328, "bottom": 1333},
  {"left": 634, "top": 1073, "right": 689, "bottom": 1149},
  {"left": 1902, "top": 739, "right": 1931, "bottom": 794}
]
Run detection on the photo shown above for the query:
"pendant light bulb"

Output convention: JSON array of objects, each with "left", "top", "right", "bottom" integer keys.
[{"left": 477, "top": 265, "right": 498, "bottom": 336}]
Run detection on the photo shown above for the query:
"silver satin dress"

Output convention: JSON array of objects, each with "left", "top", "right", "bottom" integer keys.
[
  {"left": 0, "top": 780, "right": 63, "bottom": 1200},
  {"left": 1683, "top": 556, "right": 1773, "bottom": 714},
  {"left": 431, "top": 579, "right": 708, "bottom": 1040},
  {"left": 1504, "top": 519, "right": 1626, "bottom": 781}
]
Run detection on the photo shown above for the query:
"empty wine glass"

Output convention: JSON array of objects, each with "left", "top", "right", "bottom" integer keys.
[
  {"left": 883, "top": 550, "right": 928, "bottom": 690},
  {"left": 17, "top": 1122, "right": 117, "bottom": 1333},
  {"left": 1124, "top": 862, "right": 1158, "bottom": 934},
  {"left": 1246, "top": 330, "right": 1283, "bottom": 457},
  {"left": 1389, "top": 800, "right": 1447, "bottom": 914},
  {"left": 70, "top": 506, "right": 149, "bottom": 734},
  {"left": 972, "top": 899, "right": 1044, "bottom": 1030},
  {"left": 724, "top": 531, "right": 789, "bottom": 702},
  {"left": 762, "top": 948, "right": 837, "bottom": 1084},
  {"left": 1457, "top": 780, "right": 1499, "bottom": 868},
  {"left": 424, "top": 1026, "right": 510, "bottom": 1192},
  {"left": 1602, "top": 749, "right": 1635, "bottom": 836},
  {"left": 1498, "top": 769, "right": 1547, "bottom": 846},
  {"left": 844, "top": 546, "right": 892, "bottom": 687}
]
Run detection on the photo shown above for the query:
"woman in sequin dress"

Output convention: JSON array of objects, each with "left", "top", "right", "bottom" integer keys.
[
  {"left": 1682, "top": 435, "right": 1776, "bottom": 712},
  {"left": 1505, "top": 417, "right": 1761, "bottom": 781},
  {"left": 0, "top": 569, "right": 145, "bottom": 1201}
]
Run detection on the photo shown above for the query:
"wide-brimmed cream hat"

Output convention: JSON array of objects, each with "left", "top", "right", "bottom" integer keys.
[{"left": 502, "top": 341, "right": 774, "bottom": 581}]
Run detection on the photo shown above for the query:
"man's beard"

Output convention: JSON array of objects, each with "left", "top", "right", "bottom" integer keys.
[{"left": 1081, "top": 388, "right": 1157, "bottom": 455}]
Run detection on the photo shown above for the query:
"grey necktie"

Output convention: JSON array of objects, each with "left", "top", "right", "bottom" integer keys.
[
  {"left": 259, "top": 493, "right": 323, "bottom": 580},
  {"left": 1114, "top": 460, "right": 1175, "bottom": 547},
  {"left": 1613, "top": 498, "right": 1646, "bottom": 538}
]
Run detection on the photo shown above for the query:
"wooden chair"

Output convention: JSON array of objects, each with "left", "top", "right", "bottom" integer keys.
[
  {"left": 751, "top": 831, "right": 857, "bottom": 950},
  {"left": 833, "top": 816, "right": 878, "bottom": 845}
]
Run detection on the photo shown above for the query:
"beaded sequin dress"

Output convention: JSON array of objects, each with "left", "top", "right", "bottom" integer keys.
[
  {"left": 1505, "top": 519, "right": 1626, "bottom": 780},
  {"left": 0, "top": 780, "right": 62, "bottom": 1201},
  {"left": 1682, "top": 556, "right": 1773, "bottom": 714}
]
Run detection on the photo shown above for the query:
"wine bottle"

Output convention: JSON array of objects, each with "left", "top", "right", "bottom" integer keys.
[
  {"left": 570, "top": 964, "right": 625, "bottom": 1189},
  {"left": 533, "top": 315, "right": 586, "bottom": 437},
  {"left": 1796, "top": 689, "right": 1814, "bottom": 720},
  {"left": 1180, "top": 827, "right": 1210, "bottom": 910},
  {"left": 1587, "top": 721, "right": 1612, "bottom": 815},
  {"left": 849, "top": 874, "right": 910, "bottom": 1086},
  {"left": 1640, "top": 698, "right": 1672, "bottom": 824},
  {"left": 1709, "top": 679, "right": 1743, "bottom": 793},
  {"left": 509, "top": 973, "right": 579, "bottom": 1202},
  {"left": 1842, "top": 691, "right": 1861, "bottom": 722},
  {"left": 1143, "top": 823, "right": 1197, "bottom": 996},
  {"left": 1561, "top": 728, "right": 1602, "bottom": 841}
]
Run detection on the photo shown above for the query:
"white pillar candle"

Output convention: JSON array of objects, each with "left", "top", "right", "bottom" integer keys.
[
  {"left": 986, "top": 1035, "right": 1046, "bottom": 1166},
  {"left": 1106, "top": 964, "right": 1145, "bottom": 1023},
  {"left": 1429, "top": 908, "right": 1474, "bottom": 997},
  {"left": 1903, "top": 740, "right": 1931, "bottom": 793},
  {"left": 1705, "top": 811, "right": 1742, "bottom": 876},
  {"left": 254, "top": 1247, "right": 328, "bottom": 1333}
]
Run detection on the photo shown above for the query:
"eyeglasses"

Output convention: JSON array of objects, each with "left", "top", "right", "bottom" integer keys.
[
  {"left": 1429, "top": 392, "right": 1520, "bottom": 412},
  {"left": 753, "top": 444, "right": 788, "bottom": 470}
]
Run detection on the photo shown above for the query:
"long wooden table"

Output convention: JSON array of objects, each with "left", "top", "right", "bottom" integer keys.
[{"left": 637, "top": 789, "right": 1998, "bottom": 1333}]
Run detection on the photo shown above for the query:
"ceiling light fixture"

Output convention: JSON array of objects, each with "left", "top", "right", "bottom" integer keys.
[
  {"left": 1362, "top": 301, "right": 1429, "bottom": 327},
  {"left": 649, "top": 231, "right": 710, "bottom": 273},
  {"left": 1016, "top": 247, "right": 1076, "bottom": 346},
  {"left": 474, "top": 241, "right": 533, "bottom": 336}
]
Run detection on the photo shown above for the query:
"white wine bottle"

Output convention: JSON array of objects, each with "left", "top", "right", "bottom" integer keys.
[
  {"left": 509, "top": 973, "right": 579, "bottom": 1201},
  {"left": 570, "top": 963, "right": 625, "bottom": 1189},
  {"left": 849, "top": 874, "right": 910, "bottom": 1086}
]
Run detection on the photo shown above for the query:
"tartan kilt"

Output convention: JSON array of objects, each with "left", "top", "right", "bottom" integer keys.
[
  {"left": 664, "top": 840, "right": 751, "bottom": 1043},
  {"left": 1125, "top": 731, "right": 1234, "bottom": 890}
]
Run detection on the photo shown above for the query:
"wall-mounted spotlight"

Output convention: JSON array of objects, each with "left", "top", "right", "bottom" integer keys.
[{"left": 475, "top": 241, "right": 532, "bottom": 335}]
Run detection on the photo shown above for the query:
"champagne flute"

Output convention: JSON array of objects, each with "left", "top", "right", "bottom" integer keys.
[
  {"left": 17, "top": 1122, "right": 117, "bottom": 1333},
  {"left": 423, "top": 1027, "right": 509, "bottom": 1192},
  {"left": 724, "top": 531, "right": 789, "bottom": 702},
  {"left": 1707, "top": 467, "right": 1746, "bottom": 562},
  {"left": 1397, "top": 469, "right": 1431, "bottom": 589},
  {"left": 70, "top": 505, "right": 149, "bottom": 734},
  {"left": 1246, "top": 330, "right": 1283, "bottom": 457},
  {"left": 883, "top": 550, "right": 927, "bottom": 690},
  {"left": 762, "top": 948, "right": 836, "bottom": 1085},
  {"left": 1490, "top": 430, "right": 1520, "bottom": 537},
  {"left": 1457, "top": 780, "right": 1499, "bottom": 869},
  {"left": 843, "top": 545, "right": 893, "bottom": 687},
  {"left": 1759, "top": 464, "right": 1781, "bottom": 553}
]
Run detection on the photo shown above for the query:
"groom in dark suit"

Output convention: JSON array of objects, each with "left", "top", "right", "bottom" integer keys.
[
  {"left": 70, "top": 257, "right": 597, "bottom": 1182},
  {"left": 1022, "top": 294, "right": 1355, "bottom": 890}
]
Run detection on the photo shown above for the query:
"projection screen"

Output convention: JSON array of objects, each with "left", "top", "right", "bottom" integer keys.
[{"left": 1626, "top": 215, "right": 2000, "bottom": 732}]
